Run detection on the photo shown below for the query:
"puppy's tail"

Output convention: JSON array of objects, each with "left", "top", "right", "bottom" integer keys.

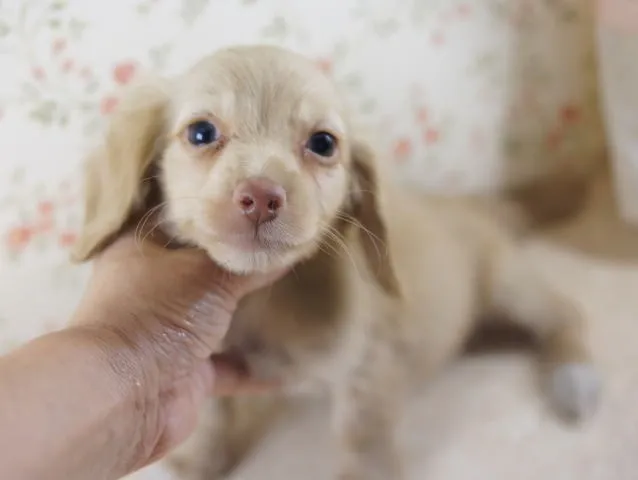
[{"left": 482, "top": 170, "right": 592, "bottom": 235}]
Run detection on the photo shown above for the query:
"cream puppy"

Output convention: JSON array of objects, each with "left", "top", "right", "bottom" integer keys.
[{"left": 72, "top": 45, "right": 601, "bottom": 480}]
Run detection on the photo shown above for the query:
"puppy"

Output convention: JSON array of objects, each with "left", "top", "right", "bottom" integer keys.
[{"left": 72, "top": 45, "right": 601, "bottom": 480}]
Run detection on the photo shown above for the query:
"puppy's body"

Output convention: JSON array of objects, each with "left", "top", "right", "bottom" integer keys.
[
  {"left": 231, "top": 190, "right": 502, "bottom": 387},
  {"left": 72, "top": 45, "right": 600, "bottom": 480},
  {"left": 172, "top": 189, "right": 597, "bottom": 480}
]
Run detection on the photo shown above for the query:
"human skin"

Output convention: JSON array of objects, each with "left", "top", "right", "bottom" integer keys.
[{"left": 0, "top": 232, "right": 283, "bottom": 480}]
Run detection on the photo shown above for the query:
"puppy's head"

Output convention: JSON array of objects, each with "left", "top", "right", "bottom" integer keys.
[{"left": 73, "top": 45, "right": 399, "bottom": 294}]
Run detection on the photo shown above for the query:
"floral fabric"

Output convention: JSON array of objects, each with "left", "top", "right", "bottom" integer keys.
[{"left": 0, "top": 0, "right": 605, "bottom": 268}]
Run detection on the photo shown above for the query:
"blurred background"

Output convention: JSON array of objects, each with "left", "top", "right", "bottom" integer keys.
[{"left": 1, "top": 1, "right": 638, "bottom": 479}]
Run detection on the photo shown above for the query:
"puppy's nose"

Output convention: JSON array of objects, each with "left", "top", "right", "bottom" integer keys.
[{"left": 233, "top": 177, "right": 287, "bottom": 224}]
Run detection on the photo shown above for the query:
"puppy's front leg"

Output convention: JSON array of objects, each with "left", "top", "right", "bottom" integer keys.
[
  {"left": 332, "top": 337, "right": 407, "bottom": 480},
  {"left": 168, "top": 394, "right": 283, "bottom": 480}
]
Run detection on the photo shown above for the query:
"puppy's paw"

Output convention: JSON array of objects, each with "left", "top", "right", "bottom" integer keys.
[
  {"left": 337, "top": 466, "right": 404, "bottom": 480},
  {"left": 548, "top": 362, "right": 601, "bottom": 422},
  {"left": 166, "top": 457, "right": 233, "bottom": 480},
  {"left": 165, "top": 455, "right": 200, "bottom": 480},
  {"left": 337, "top": 449, "right": 405, "bottom": 480}
]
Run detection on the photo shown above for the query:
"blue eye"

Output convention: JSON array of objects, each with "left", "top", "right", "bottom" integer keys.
[
  {"left": 187, "top": 120, "right": 219, "bottom": 146},
  {"left": 306, "top": 131, "right": 337, "bottom": 157}
]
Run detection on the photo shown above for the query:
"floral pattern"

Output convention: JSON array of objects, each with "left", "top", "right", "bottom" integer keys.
[
  {"left": 1, "top": 170, "right": 80, "bottom": 262},
  {"left": 0, "top": 0, "right": 606, "bottom": 266},
  {"left": 0, "top": 3, "right": 610, "bottom": 310}
]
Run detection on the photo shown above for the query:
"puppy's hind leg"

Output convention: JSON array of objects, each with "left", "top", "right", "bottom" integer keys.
[
  {"left": 486, "top": 247, "right": 601, "bottom": 422},
  {"left": 332, "top": 331, "right": 408, "bottom": 480}
]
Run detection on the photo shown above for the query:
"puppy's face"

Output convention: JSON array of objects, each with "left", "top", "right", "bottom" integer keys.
[
  {"left": 72, "top": 45, "right": 399, "bottom": 294},
  {"left": 161, "top": 47, "right": 351, "bottom": 273}
]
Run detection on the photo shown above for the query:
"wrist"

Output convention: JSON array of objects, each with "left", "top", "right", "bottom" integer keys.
[
  {"left": 66, "top": 326, "right": 164, "bottom": 473},
  {"left": 0, "top": 327, "right": 159, "bottom": 480}
]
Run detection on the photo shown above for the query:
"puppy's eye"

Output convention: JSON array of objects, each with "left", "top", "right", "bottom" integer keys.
[
  {"left": 187, "top": 120, "right": 219, "bottom": 146},
  {"left": 306, "top": 131, "right": 337, "bottom": 158}
]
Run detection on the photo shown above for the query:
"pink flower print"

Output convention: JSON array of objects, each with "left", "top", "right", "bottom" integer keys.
[
  {"left": 416, "top": 107, "right": 428, "bottom": 124},
  {"left": 52, "top": 38, "right": 67, "bottom": 55},
  {"left": 32, "top": 66, "right": 46, "bottom": 81},
  {"left": 315, "top": 58, "right": 333, "bottom": 75},
  {"left": 58, "top": 231, "right": 77, "bottom": 248},
  {"left": 456, "top": 3, "right": 472, "bottom": 18},
  {"left": 62, "top": 59, "right": 74, "bottom": 73},
  {"left": 80, "top": 66, "right": 93, "bottom": 80},
  {"left": 34, "top": 217, "right": 54, "bottom": 234},
  {"left": 5, "top": 226, "right": 33, "bottom": 251},
  {"left": 392, "top": 138, "right": 413, "bottom": 161},
  {"left": 38, "top": 201, "right": 54, "bottom": 217},
  {"left": 560, "top": 104, "right": 581, "bottom": 124},
  {"left": 113, "top": 61, "right": 137, "bottom": 85},
  {"left": 431, "top": 32, "right": 445, "bottom": 46},
  {"left": 423, "top": 128, "right": 440, "bottom": 145},
  {"left": 100, "top": 95, "right": 119, "bottom": 115}
]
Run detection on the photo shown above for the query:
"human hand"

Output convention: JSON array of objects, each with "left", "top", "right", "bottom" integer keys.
[{"left": 70, "top": 230, "right": 285, "bottom": 472}]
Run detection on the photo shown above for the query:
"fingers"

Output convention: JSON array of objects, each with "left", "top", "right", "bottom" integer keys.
[
  {"left": 209, "top": 354, "right": 280, "bottom": 396},
  {"left": 96, "top": 228, "right": 288, "bottom": 290}
]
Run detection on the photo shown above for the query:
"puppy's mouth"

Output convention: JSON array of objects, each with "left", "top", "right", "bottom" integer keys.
[
  {"left": 229, "top": 230, "right": 297, "bottom": 253},
  {"left": 193, "top": 176, "right": 320, "bottom": 270},
  {"left": 200, "top": 221, "right": 307, "bottom": 255}
]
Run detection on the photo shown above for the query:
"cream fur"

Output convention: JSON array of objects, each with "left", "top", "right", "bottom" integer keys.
[{"left": 72, "top": 45, "right": 601, "bottom": 480}]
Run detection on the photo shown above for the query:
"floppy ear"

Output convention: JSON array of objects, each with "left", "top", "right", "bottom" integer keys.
[
  {"left": 71, "top": 79, "right": 170, "bottom": 262},
  {"left": 348, "top": 140, "right": 402, "bottom": 297}
]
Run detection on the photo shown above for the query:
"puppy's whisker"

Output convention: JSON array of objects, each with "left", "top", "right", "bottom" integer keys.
[
  {"left": 134, "top": 202, "right": 169, "bottom": 253},
  {"left": 140, "top": 174, "right": 162, "bottom": 183},
  {"left": 139, "top": 216, "right": 170, "bottom": 249},
  {"left": 290, "top": 265, "right": 300, "bottom": 282},
  {"left": 134, "top": 196, "right": 200, "bottom": 246},
  {"left": 320, "top": 223, "right": 361, "bottom": 278},
  {"left": 318, "top": 242, "right": 341, "bottom": 262},
  {"left": 336, "top": 212, "right": 385, "bottom": 248},
  {"left": 336, "top": 213, "right": 385, "bottom": 264},
  {"left": 321, "top": 223, "right": 346, "bottom": 250},
  {"left": 135, "top": 198, "right": 197, "bottom": 252},
  {"left": 258, "top": 156, "right": 274, "bottom": 178},
  {"left": 163, "top": 233, "right": 180, "bottom": 249},
  {"left": 335, "top": 212, "right": 385, "bottom": 264},
  {"left": 328, "top": 229, "right": 362, "bottom": 278},
  {"left": 134, "top": 196, "right": 206, "bottom": 252},
  {"left": 314, "top": 226, "right": 339, "bottom": 260}
]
